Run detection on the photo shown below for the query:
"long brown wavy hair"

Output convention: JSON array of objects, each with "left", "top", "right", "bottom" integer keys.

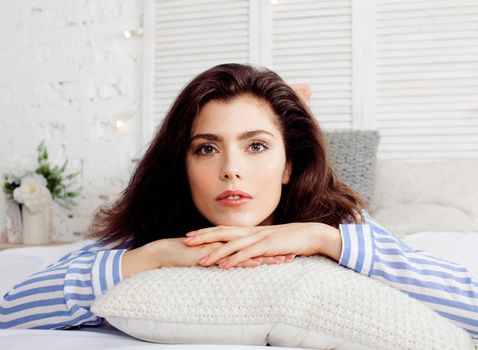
[{"left": 88, "top": 63, "right": 366, "bottom": 249}]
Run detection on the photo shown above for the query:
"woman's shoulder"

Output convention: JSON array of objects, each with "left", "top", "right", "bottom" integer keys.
[
  {"left": 79, "top": 239, "right": 133, "bottom": 251},
  {"left": 56, "top": 238, "right": 132, "bottom": 258},
  {"left": 339, "top": 208, "right": 371, "bottom": 225},
  {"left": 44, "top": 239, "right": 132, "bottom": 269}
]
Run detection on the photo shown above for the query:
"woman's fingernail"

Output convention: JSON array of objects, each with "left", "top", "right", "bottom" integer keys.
[
  {"left": 199, "top": 256, "right": 209, "bottom": 264},
  {"left": 182, "top": 237, "right": 193, "bottom": 242},
  {"left": 186, "top": 231, "right": 197, "bottom": 237}
]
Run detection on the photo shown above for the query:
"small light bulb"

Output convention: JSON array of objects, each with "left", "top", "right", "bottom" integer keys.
[
  {"left": 270, "top": 0, "right": 279, "bottom": 4},
  {"left": 115, "top": 119, "right": 124, "bottom": 129},
  {"left": 123, "top": 30, "right": 132, "bottom": 39}
]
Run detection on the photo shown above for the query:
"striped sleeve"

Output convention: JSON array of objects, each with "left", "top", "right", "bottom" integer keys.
[
  {"left": 0, "top": 242, "right": 127, "bottom": 329},
  {"left": 338, "top": 209, "right": 478, "bottom": 340}
]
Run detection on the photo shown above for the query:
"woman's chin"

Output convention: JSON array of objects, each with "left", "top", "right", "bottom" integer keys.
[{"left": 210, "top": 216, "right": 263, "bottom": 227}]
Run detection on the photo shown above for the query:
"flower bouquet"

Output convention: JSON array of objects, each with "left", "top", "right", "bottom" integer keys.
[{"left": 2, "top": 141, "right": 82, "bottom": 243}]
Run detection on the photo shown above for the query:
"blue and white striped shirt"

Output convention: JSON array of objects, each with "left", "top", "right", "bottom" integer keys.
[
  {"left": 340, "top": 210, "right": 478, "bottom": 340},
  {"left": 1, "top": 210, "right": 477, "bottom": 339},
  {"left": 0, "top": 241, "right": 127, "bottom": 329}
]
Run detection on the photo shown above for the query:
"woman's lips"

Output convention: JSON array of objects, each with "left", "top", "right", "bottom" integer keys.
[
  {"left": 215, "top": 190, "right": 253, "bottom": 207},
  {"left": 216, "top": 196, "right": 252, "bottom": 207}
]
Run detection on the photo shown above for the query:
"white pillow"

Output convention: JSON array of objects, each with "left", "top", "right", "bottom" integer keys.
[
  {"left": 402, "top": 232, "right": 478, "bottom": 279},
  {"left": 91, "top": 256, "right": 474, "bottom": 350},
  {"left": 371, "top": 203, "right": 478, "bottom": 238},
  {"left": 370, "top": 159, "right": 478, "bottom": 219}
]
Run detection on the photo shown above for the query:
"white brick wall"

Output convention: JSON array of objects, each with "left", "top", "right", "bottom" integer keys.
[{"left": 0, "top": 0, "right": 144, "bottom": 242}]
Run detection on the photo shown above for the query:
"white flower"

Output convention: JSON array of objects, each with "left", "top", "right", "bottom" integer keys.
[
  {"left": 3, "top": 157, "right": 36, "bottom": 183},
  {"left": 13, "top": 174, "right": 52, "bottom": 213}
]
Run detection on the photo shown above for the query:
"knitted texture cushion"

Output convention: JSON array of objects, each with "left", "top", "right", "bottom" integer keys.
[
  {"left": 324, "top": 130, "right": 380, "bottom": 204},
  {"left": 91, "top": 256, "right": 474, "bottom": 350}
]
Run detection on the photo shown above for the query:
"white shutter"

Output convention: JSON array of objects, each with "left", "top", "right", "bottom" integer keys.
[
  {"left": 144, "top": 0, "right": 478, "bottom": 159},
  {"left": 270, "top": 0, "right": 353, "bottom": 129},
  {"left": 374, "top": 0, "right": 478, "bottom": 159},
  {"left": 143, "top": 0, "right": 250, "bottom": 144}
]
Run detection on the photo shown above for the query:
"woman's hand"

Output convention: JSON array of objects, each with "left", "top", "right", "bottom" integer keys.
[
  {"left": 152, "top": 238, "right": 225, "bottom": 268},
  {"left": 121, "top": 238, "right": 224, "bottom": 278},
  {"left": 122, "top": 237, "right": 295, "bottom": 278},
  {"left": 154, "top": 238, "right": 294, "bottom": 268},
  {"left": 182, "top": 222, "right": 342, "bottom": 269}
]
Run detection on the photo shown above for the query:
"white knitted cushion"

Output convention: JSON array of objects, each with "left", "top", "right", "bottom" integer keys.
[{"left": 91, "top": 256, "right": 474, "bottom": 350}]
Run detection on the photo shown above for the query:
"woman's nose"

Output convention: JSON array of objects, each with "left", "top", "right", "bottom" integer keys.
[
  {"left": 221, "top": 169, "right": 240, "bottom": 180},
  {"left": 220, "top": 151, "right": 242, "bottom": 180}
]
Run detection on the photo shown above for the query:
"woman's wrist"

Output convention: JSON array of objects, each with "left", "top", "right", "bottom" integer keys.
[
  {"left": 318, "top": 224, "right": 343, "bottom": 262},
  {"left": 121, "top": 241, "right": 165, "bottom": 279}
]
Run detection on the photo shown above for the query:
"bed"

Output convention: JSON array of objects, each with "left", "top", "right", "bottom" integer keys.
[
  {"left": 1, "top": 230, "right": 477, "bottom": 349},
  {"left": 1, "top": 158, "right": 477, "bottom": 349}
]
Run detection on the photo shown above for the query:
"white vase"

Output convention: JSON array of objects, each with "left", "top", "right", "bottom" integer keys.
[
  {"left": 22, "top": 203, "right": 52, "bottom": 245},
  {"left": 5, "top": 199, "right": 23, "bottom": 243}
]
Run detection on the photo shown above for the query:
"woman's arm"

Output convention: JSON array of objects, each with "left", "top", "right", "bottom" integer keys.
[
  {"left": 337, "top": 209, "right": 478, "bottom": 340},
  {"left": 0, "top": 236, "right": 275, "bottom": 329},
  {"left": 0, "top": 241, "right": 127, "bottom": 329}
]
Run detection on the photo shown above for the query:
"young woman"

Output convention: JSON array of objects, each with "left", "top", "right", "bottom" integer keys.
[{"left": 1, "top": 63, "right": 477, "bottom": 340}]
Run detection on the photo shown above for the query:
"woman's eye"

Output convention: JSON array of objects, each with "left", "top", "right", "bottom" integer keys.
[
  {"left": 195, "top": 145, "right": 216, "bottom": 155},
  {"left": 249, "top": 142, "right": 268, "bottom": 153},
  {"left": 194, "top": 142, "right": 267, "bottom": 156}
]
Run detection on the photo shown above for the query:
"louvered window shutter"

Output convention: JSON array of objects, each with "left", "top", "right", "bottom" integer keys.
[
  {"left": 144, "top": 0, "right": 478, "bottom": 159},
  {"left": 375, "top": 0, "right": 478, "bottom": 158},
  {"left": 143, "top": 0, "right": 251, "bottom": 143},
  {"left": 270, "top": 0, "right": 354, "bottom": 129}
]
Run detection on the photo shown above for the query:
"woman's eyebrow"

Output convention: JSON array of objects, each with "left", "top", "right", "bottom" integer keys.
[{"left": 189, "top": 130, "right": 275, "bottom": 143}]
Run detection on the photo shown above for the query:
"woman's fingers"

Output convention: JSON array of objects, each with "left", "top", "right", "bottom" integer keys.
[
  {"left": 205, "top": 235, "right": 296, "bottom": 268},
  {"left": 262, "top": 256, "right": 285, "bottom": 264},
  {"left": 217, "top": 240, "right": 271, "bottom": 269},
  {"left": 183, "top": 226, "right": 257, "bottom": 246},
  {"left": 189, "top": 226, "right": 299, "bottom": 268},
  {"left": 183, "top": 234, "right": 221, "bottom": 246},
  {"left": 199, "top": 234, "right": 265, "bottom": 266},
  {"left": 236, "top": 259, "right": 262, "bottom": 268},
  {"left": 214, "top": 255, "right": 295, "bottom": 269},
  {"left": 218, "top": 256, "right": 282, "bottom": 266},
  {"left": 225, "top": 257, "right": 280, "bottom": 268},
  {"left": 284, "top": 253, "right": 296, "bottom": 262}
]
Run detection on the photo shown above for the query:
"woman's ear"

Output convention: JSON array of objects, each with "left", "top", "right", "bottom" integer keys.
[{"left": 282, "top": 161, "right": 292, "bottom": 185}]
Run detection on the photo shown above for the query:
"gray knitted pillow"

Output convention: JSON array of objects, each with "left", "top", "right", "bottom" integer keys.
[{"left": 324, "top": 130, "right": 380, "bottom": 204}]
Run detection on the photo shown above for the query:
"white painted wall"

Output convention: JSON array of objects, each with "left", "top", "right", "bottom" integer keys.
[{"left": 0, "top": 0, "right": 144, "bottom": 242}]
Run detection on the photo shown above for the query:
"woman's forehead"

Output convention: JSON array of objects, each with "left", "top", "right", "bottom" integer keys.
[
  {"left": 189, "top": 129, "right": 275, "bottom": 145},
  {"left": 192, "top": 95, "right": 281, "bottom": 135}
]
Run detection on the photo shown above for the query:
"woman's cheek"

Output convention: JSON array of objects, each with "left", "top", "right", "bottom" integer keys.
[
  {"left": 257, "top": 155, "right": 287, "bottom": 182},
  {"left": 187, "top": 160, "right": 213, "bottom": 197},
  {"left": 256, "top": 163, "right": 286, "bottom": 198}
]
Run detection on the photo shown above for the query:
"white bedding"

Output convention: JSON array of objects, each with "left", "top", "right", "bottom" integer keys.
[
  {"left": 0, "top": 326, "right": 301, "bottom": 350},
  {"left": 402, "top": 231, "right": 478, "bottom": 279},
  {"left": 1, "top": 231, "right": 477, "bottom": 349}
]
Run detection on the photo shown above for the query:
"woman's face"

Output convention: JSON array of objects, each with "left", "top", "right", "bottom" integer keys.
[{"left": 185, "top": 94, "right": 291, "bottom": 227}]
